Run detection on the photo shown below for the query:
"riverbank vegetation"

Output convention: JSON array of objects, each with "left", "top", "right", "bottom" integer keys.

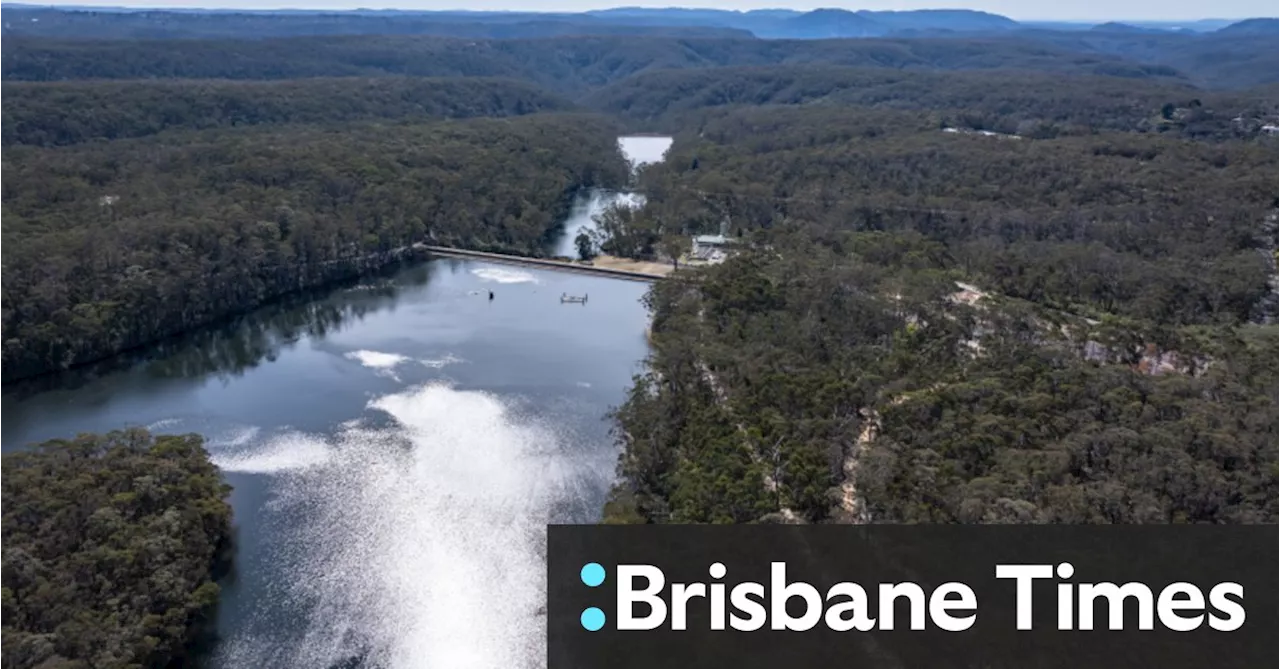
[{"left": 1, "top": 429, "right": 233, "bottom": 668}]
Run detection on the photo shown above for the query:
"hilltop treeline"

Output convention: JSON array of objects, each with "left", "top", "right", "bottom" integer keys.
[
  {"left": 2, "top": 77, "right": 575, "bottom": 147},
  {"left": 602, "top": 102, "right": 1277, "bottom": 525},
  {"left": 7, "top": 29, "right": 1276, "bottom": 90},
  {"left": 1, "top": 429, "right": 233, "bottom": 668},
  {"left": 587, "top": 65, "right": 1280, "bottom": 141},
  {"left": 1, "top": 114, "right": 629, "bottom": 381},
  {"left": 0, "top": 34, "right": 1219, "bottom": 90}
]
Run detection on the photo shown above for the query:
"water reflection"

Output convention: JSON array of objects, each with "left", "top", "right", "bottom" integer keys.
[
  {"left": 0, "top": 252, "right": 654, "bottom": 668},
  {"left": 2, "top": 261, "right": 431, "bottom": 402},
  {"left": 145, "top": 276, "right": 409, "bottom": 381},
  {"left": 0, "top": 138, "right": 664, "bottom": 665},
  {"left": 0, "top": 262, "right": 427, "bottom": 450}
]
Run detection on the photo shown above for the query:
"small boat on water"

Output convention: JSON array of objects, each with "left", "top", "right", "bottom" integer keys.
[{"left": 560, "top": 293, "right": 588, "bottom": 304}]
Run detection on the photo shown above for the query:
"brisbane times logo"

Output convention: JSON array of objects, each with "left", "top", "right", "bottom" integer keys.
[
  {"left": 572, "top": 561, "right": 1246, "bottom": 633},
  {"left": 548, "top": 526, "right": 1276, "bottom": 669}
]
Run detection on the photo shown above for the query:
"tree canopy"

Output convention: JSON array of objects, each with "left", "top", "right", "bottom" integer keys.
[
  {"left": 2, "top": 429, "right": 233, "bottom": 668},
  {"left": 2, "top": 76, "right": 577, "bottom": 148},
  {"left": 597, "top": 97, "right": 1277, "bottom": 527}
]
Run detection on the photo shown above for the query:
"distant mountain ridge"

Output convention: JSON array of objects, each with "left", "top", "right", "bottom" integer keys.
[
  {"left": 0, "top": 6, "right": 1029, "bottom": 41},
  {"left": 1090, "top": 22, "right": 1168, "bottom": 33},
  {"left": 0, "top": 5, "right": 1275, "bottom": 41},
  {"left": 0, "top": 7, "right": 753, "bottom": 39},
  {"left": 1217, "top": 17, "right": 1280, "bottom": 34},
  {"left": 581, "top": 6, "right": 1021, "bottom": 37},
  {"left": 862, "top": 9, "right": 1021, "bottom": 31},
  {"left": 774, "top": 9, "right": 883, "bottom": 38}
]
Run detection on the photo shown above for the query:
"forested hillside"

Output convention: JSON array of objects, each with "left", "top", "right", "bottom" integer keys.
[
  {"left": 1, "top": 114, "right": 629, "bottom": 381},
  {"left": 608, "top": 105, "right": 1277, "bottom": 326},
  {"left": 0, "top": 33, "right": 1222, "bottom": 90},
  {"left": 600, "top": 102, "right": 1278, "bottom": 526},
  {"left": 587, "top": 66, "right": 1279, "bottom": 141},
  {"left": 7, "top": 27, "right": 1274, "bottom": 98},
  {"left": 2, "top": 429, "right": 233, "bottom": 668},
  {"left": 1017, "top": 30, "right": 1279, "bottom": 89},
  {"left": 605, "top": 242, "right": 1277, "bottom": 524},
  {"left": 2, "top": 77, "right": 575, "bottom": 147}
]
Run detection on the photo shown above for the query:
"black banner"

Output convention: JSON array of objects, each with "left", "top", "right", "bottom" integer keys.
[{"left": 548, "top": 525, "right": 1277, "bottom": 669}]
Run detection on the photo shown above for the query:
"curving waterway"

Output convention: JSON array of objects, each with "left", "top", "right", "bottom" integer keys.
[
  {"left": 0, "top": 135, "right": 671, "bottom": 668},
  {"left": 552, "top": 135, "right": 672, "bottom": 259}
]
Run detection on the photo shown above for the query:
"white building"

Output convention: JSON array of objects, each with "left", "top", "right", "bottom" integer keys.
[{"left": 691, "top": 234, "right": 734, "bottom": 264}]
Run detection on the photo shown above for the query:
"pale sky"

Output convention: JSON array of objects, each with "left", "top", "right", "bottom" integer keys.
[{"left": 21, "top": 1, "right": 1279, "bottom": 22}]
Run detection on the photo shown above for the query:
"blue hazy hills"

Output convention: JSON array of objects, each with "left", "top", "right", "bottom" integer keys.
[{"left": 1, "top": 4, "right": 1273, "bottom": 40}]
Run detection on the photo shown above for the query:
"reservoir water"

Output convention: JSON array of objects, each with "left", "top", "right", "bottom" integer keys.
[
  {"left": 0, "top": 136, "right": 671, "bottom": 668},
  {"left": 551, "top": 135, "right": 672, "bottom": 258}
]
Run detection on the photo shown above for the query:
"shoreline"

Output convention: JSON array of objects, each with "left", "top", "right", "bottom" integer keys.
[{"left": 2, "top": 249, "right": 665, "bottom": 390}]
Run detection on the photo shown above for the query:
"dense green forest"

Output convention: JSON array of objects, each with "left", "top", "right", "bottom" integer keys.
[
  {"left": 1, "top": 114, "right": 629, "bottom": 381},
  {"left": 604, "top": 238, "right": 1277, "bottom": 524},
  {"left": 2, "top": 77, "right": 576, "bottom": 147},
  {"left": 5, "top": 24, "right": 1273, "bottom": 106},
  {"left": 603, "top": 105, "right": 1277, "bottom": 326},
  {"left": 1, "top": 429, "right": 233, "bottom": 667},
  {"left": 587, "top": 66, "right": 1280, "bottom": 140},
  {"left": 599, "top": 95, "right": 1277, "bottom": 525},
  {"left": 0, "top": 33, "right": 1220, "bottom": 90}
]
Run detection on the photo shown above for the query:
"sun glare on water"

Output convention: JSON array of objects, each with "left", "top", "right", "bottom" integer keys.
[{"left": 214, "top": 382, "right": 608, "bottom": 669}]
